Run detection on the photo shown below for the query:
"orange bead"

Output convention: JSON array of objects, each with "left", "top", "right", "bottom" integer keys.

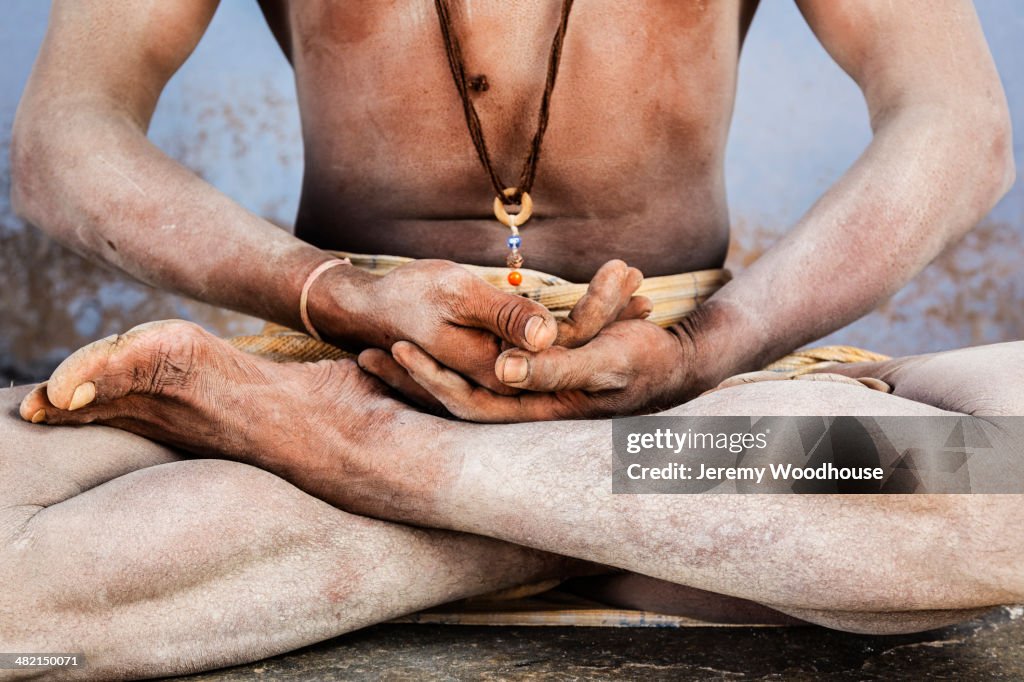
[{"left": 507, "top": 270, "right": 523, "bottom": 286}]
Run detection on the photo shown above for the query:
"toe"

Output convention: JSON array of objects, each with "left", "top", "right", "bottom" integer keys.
[
  {"left": 19, "top": 381, "right": 114, "bottom": 427},
  {"left": 717, "top": 371, "right": 788, "bottom": 389},
  {"left": 46, "top": 320, "right": 207, "bottom": 410},
  {"left": 45, "top": 333, "right": 123, "bottom": 410},
  {"left": 794, "top": 372, "right": 868, "bottom": 387},
  {"left": 19, "top": 383, "right": 52, "bottom": 423}
]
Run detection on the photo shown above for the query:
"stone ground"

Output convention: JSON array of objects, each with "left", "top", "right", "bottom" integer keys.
[{"left": 174, "top": 607, "right": 1024, "bottom": 681}]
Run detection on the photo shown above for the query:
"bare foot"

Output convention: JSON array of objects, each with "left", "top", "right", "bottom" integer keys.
[{"left": 18, "top": 320, "right": 448, "bottom": 514}]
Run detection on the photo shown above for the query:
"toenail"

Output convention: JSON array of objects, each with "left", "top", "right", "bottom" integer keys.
[
  {"left": 31, "top": 409, "right": 46, "bottom": 424},
  {"left": 858, "top": 377, "right": 892, "bottom": 393},
  {"left": 68, "top": 382, "right": 97, "bottom": 411},
  {"left": 500, "top": 356, "right": 529, "bottom": 383}
]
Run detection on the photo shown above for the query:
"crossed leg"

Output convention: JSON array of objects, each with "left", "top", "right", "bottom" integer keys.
[
  {"left": 4, "top": 322, "right": 1024, "bottom": 679},
  {"left": 0, "top": 382, "right": 579, "bottom": 680}
]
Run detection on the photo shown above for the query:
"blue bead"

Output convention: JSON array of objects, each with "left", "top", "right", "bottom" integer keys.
[{"left": 507, "top": 235, "right": 522, "bottom": 249}]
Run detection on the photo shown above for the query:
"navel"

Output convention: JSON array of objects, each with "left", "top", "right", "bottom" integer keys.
[{"left": 469, "top": 74, "right": 489, "bottom": 93}]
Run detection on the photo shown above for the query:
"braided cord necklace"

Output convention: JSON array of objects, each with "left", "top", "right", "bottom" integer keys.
[{"left": 433, "top": 0, "right": 575, "bottom": 286}]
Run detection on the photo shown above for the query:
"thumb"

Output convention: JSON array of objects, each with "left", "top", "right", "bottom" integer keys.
[{"left": 460, "top": 282, "right": 557, "bottom": 352}]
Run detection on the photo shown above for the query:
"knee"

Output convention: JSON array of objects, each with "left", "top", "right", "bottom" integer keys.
[
  {"left": 0, "top": 384, "right": 36, "bottom": 433},
  {"left": 990, "top": 340, "right": 1024, "bottom": 358},
  {"left": 0, "top": 385, "right": 44, "bottom": 506},
  {"left": 141, "top": 459, "right": 357, "bottom": 548},
  {"left": 150, "top": 459, "right": 317, "bottom": 519}
]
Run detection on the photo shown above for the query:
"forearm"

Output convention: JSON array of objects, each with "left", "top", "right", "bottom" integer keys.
[
  {"left": 10, "top": 99, "right": 371, "bottom": 332},
  {"left": 681, "top": 104, "right": 1015, "bottom": 387}
]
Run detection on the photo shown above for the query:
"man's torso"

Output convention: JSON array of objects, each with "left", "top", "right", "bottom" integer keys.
[{"left": 259, "top": 0, "right": 758, "bottom": 280}]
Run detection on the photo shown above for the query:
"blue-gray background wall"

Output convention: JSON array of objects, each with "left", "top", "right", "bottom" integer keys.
[{"left": 1, "top": 1, "right": 1021, "bottom": 382}]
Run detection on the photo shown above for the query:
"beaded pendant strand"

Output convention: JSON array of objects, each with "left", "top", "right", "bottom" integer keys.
[
  {"left": 434, "top": 0, "right": 575, "bottom": 288},
  {"left": 493, "top": 188, "right": 532, "bottom": 286}
]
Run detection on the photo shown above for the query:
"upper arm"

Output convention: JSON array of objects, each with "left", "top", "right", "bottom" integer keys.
[
  {"left": 794, "top": 0, "right": 1008, "bottom": 128},
  {"left": 21, "top": 0, "right": 220, "bottom": 127}
]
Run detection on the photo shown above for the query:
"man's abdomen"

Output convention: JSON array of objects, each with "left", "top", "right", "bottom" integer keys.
[
  {"left": 284, "top": 0, "right": 746, "bottom": 280},
  {"left": 294, "top": 185, "right": 731, "bottom": 282}
]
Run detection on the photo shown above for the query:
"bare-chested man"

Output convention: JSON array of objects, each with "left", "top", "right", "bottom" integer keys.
[{"left": 2, "top": 0, "right": 1019, "bottom": 678}]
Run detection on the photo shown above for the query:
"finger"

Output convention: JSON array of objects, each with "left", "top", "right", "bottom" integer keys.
[
  {"left": 495, "top": 342, "right": 630, "bottom": 393},
  {"left": 557, "top": 261, "right": 644, "bottom": 348},
  {"left": 459, "top": 281, "right": 557, "bottom": 352},
  {"left": 357, "top": 348, "right": 446, "bottom": 410},
  {"left": 392, "top": 341, "right": 553, "bottom": 423},
  {"left": 616, "top": 295, "right": 653, "bottom": 322},
  {"left": 427, "top": 327, "right": 520, "bottom": 395}
]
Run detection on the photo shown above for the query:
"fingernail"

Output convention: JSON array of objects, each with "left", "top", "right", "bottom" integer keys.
[
  {"left": 68, "top": 382, "right": 96, "bottom": 411},
  {"left": 31, "top": 409, "right": 46, "bottom": 424},
  {"left": 391, "top": 342, "right": 411, "bottom": 366},
  {"left": 525, "top": 316, "right": 544, "bottom": 347},
  {"left": 500, "top": 356, "right": 529, "bottom": 383},
  {"left": 525, "top": 316, "right": 556, "bottom": 349}
]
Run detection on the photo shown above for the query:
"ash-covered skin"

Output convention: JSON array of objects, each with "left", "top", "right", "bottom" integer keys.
[{"left": 1, "top": 0, "right": 1020, "bottom": 678}]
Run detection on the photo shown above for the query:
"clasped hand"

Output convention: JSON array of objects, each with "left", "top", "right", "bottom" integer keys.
[{"left": 356, "top": 260, "right": 696, "bottom": 422}]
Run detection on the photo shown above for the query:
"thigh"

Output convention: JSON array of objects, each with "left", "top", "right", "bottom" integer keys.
[
  {"left": 0, "top": 383, "right": 573, "bottom": 678},
  {"left": 0, "top": 384, "right": 180, "bottom": 518}
]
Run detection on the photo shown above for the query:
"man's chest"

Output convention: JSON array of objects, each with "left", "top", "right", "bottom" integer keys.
[
  {"left": 260, "top": 0, "right": 755, "bottom": 211},
  {"left": 263, "top": 0, "right": 755, "bottom": 92}
]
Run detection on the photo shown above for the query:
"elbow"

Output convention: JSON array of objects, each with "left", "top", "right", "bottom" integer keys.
[
  {"left": 989, "top": 118, "right": 1016, "bottom": 201},
  {"left": 8, "top": 129, "right": 31, "bottom": 222},
  {"left": 8, "top": 118, "right": 46, "bottom": 228},
  {"left": 941, "top": 108, "right": 1016, "bottom": 244},
  {"left": 975, "top": 108, "right": 1016, "bottom": 209},
  {"left": 10, "top": 104, "right": 76, "bottom": 232}
]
